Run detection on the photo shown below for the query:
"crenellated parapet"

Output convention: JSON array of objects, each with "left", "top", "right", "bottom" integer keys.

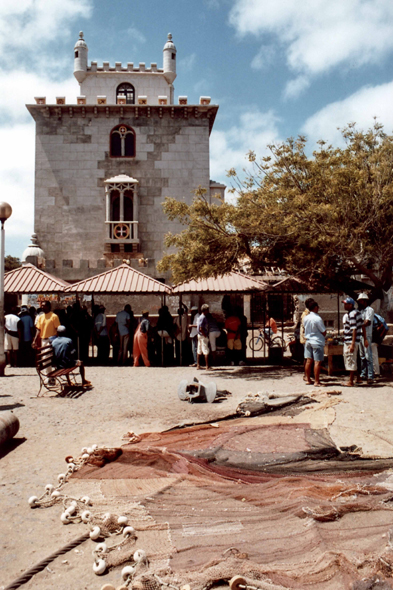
[{"left": 27, "top": 101, "right": 218, "bottom": 134}]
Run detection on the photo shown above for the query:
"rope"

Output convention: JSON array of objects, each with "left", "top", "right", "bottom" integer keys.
[{"left": 3, "top": 532, "right": 90, "bottom": 590}]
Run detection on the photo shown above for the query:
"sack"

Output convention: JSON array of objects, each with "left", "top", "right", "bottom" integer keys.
[{"left": 372, "top": 313, "right": 388, "bottom": 345}]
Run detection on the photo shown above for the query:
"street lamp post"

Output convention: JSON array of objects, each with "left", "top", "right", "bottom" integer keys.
[{"left": 0, "top": 202, "right": 12, "bottom": 377}]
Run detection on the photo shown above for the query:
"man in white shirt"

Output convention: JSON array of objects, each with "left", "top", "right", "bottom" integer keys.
[
  {"left": 357, "top": 293, "right": 374, "bottom": 383},
  {"left": 5, "top": 307, "right": 22, "bottom": 367},
  {"left": 303, "top": 300, "right": 326, "bottom": 387}
]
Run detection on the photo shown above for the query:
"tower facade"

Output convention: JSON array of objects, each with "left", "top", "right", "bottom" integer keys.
[{"left": 27, "top": 33, "right": 224, "bottom": 282}]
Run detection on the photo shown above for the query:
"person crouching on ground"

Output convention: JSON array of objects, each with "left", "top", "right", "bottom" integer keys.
[
  {"left": 342, "top": 297, "right": 368, "bottom": 387},
  {"left": 197, "top": 304, "right": 211, "bottom": 370},
  {"left": 303, "top": 300, "right": 326, "bottom": 387},
  {"left": 51, "top": 326, "right": 92, "bottom": 387}
]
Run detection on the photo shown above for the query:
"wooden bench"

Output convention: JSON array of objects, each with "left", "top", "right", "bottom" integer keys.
[{"left": 36, "top": 344, "right": 82, "bottom": 396}]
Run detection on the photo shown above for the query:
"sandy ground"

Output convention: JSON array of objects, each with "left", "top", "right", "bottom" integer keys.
[{"left": 1, "top": 363, "right": 393, "bottom": 590}]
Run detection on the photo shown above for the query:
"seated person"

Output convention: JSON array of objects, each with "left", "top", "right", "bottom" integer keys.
[{"left": 51, "top": 326, "right": 92, "bottom": 387}]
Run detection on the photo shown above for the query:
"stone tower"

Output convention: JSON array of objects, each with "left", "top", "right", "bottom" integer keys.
[{"left": 26, "top": 32, "right": 225, "bottom": 282}]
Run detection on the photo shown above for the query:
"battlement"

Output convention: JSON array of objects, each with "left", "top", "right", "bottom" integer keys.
[
  {"left": 34, "top": 96, "right": 213, "bottom": 106},
  {"left": 87, "top": 61, "right": 165, "bottom": 73}
]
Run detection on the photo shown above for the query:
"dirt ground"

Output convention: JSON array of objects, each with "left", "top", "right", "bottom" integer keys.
[{"left": 1, "top": 364, "right": 393, "bottom": 590}]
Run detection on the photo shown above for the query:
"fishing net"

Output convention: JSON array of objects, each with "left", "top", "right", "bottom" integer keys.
[{"left": 72, "top": 419, "right": 393, "bottom": 588}]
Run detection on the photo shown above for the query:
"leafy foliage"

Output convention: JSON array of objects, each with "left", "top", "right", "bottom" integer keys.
[
  {"left": 5, "top": 255, "right": 21, "bottom": 272},
  {"left": 158, "top": 123, "right": 393, "bottom": 295}
]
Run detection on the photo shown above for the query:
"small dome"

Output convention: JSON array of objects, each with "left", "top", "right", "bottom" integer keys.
[
  {"left": 22, "top": 234, "right": 45, "bottom": 264},
  {"left": 163, "top": 33, "right": 176, "bottom": 51},
  {"left": 74, "top": 31, "right": 87, "bottom": 49}
]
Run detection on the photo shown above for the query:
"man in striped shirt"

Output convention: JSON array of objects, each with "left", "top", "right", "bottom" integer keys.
[{"left": 342, "top": 297, "right": 368, "bottom": 387}]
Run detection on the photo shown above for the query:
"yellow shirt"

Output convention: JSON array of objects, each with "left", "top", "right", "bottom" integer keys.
[{"left": 36, "top": 311, "right": 60, "bottom": 339}]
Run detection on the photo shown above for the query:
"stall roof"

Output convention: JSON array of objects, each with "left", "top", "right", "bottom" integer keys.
[
  {"left": 172, "top": 271, "right": 270, "bottom": 294},
  {"left": 4, "top": 263, "right": 69, "bottom": 293},
  {"left": 65, "top": 263, "right": 171, "bottom": 294}
]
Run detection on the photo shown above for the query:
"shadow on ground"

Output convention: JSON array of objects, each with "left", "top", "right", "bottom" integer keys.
[{"left": 0, "top": 437, "right": 26, "bottom": 459}]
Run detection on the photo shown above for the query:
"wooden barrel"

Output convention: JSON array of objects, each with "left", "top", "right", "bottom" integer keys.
[{"left": 0, "top": 411, "right": 20, "bottom": 445}]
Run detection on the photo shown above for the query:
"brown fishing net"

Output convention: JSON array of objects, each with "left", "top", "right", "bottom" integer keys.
[{"left": 72, "top": 419, "right": 393, "bottom": 588}]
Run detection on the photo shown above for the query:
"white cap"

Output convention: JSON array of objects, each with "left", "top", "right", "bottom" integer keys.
[{"left": 357, "top": 293, "right": 369, "bottom": 300}]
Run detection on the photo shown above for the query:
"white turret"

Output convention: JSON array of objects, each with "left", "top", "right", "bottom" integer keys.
[
  {"left": 163, "top": 33, "right": 177, "bottom": 85},
  {"left": 74, "top": 31, "right": 88, "bottom": 84}
]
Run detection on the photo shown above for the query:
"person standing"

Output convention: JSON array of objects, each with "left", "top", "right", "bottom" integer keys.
[
  {"left": 32, "top": 301, "right": 60, "bottom": 349},
  {"left": 206, "top": 309, "right": 221, "bottom": 365},
  {"left": 174, "top": 304, "right": 189, "bottom": 365},
  {"left": 357, "top": 293, "right": 375, "bottom": 384},
  {"left": 18, "top": 306, "right": 34, "bottom": 366},
  {"left": 5, "top": 307, "right": 22, "bottom": 367},
  {"left": 115, "top": 304, "right": 131, "bottom": 365},
  {"left": 32, "top": 301, "right": 60, "bottom": 377},
  {"left": 133, "top": 311, "right": 151, "bottom": 367},
  {"left": 225, "top": 310, "right": 242, "bottom": 366},
  {"left": 303, "top": 300, "right": 326, "bottom": 387},
  {"left": 342, "top": 297, "right": 367, "bottom": 387},
  {"left": 197, "top": 304, "right": 210, "bottom": 370},
  {"left": 94, "top": 305, "right": 110, "bottom": 365},
  {"left": 188, "top": 306, "right": 200, "bottom": 367}
]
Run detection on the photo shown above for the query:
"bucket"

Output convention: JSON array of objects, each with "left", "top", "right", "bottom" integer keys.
[{"left": 0, "top": 411, "right": 20, "bottom": 445}]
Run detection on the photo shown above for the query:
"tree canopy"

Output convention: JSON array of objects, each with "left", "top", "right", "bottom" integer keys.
[
  {"left": 5, "top": 255, "right": 21, "bottom": 272},
  {"left": 157, "top": 123, "right": 393, "bottom": 297}
]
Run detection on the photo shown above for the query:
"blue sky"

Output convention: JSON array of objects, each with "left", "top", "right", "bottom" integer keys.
[{"left": 2, "top": 0, "right": 393, "bottom": 258}]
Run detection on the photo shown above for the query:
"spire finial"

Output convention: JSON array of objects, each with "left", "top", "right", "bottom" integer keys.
[
  {"left": 167, "top": 33, "right": 172, "bottom": 41},
  {"left": 79, "top": 31, "right": 84, "bottom": 39}
]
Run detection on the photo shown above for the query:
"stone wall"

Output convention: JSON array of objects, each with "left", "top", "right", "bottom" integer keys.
[
  {"left": 30, "top": 106, "right": 212, "bottom": 282},
  {"left": 80, "top": 72, "right": 171, "bottom": 105}
]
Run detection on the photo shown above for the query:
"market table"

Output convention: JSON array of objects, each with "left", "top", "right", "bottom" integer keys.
[{"left": 324, "top": 342, "right": 343, "bottom": 376}]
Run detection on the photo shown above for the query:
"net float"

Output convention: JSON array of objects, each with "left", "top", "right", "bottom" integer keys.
[{"left": 93, "top": 558, "right": 106, "bottom": 575}]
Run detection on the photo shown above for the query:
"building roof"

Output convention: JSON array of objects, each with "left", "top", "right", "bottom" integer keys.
[
  {"left": 104, "top": 174, "right": 139, "bottom": 184},
  {"left": 4, "top": 263, "right": 69, "bottom": 293},
  {"left": 64, "top": 263, "right": 171, "bottom": 294},
  {"left": 172, "top": 271, "right": 270, "bottom": 294}
]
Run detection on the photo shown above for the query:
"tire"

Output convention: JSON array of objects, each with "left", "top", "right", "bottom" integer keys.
[{"left": 250, "top": 335, "right": 263, "bottom": 352}]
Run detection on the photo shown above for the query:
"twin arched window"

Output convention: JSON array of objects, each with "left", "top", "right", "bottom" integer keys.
[
  {"left": 116, "top": 82, "right": 135, "bottom": 104},
  {"left": 110, "top": 124, "right": 135, "bottom": 158}
]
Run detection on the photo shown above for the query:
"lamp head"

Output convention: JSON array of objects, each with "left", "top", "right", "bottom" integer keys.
[{"left": 0, "top": 202, "right": 12, "bottom": 224}]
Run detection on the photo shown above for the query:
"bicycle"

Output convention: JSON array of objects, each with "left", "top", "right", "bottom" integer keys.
[{"left": 249, "top": 328, "right": 287, "bottom": 352}]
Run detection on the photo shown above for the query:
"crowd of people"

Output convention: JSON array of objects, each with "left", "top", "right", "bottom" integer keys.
[
  {"left": 300, "top": 293, "right": 388, "bottom": 387},
  {"left": 4, "top": 300, "right": 249, "bottom": 369}
]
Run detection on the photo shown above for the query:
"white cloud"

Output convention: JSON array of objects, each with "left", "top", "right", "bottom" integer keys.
[
  {"left": 302, "top": 80, "right": 393, "bottom": 146},
  {"left": 230, "top": 0, "right": 393, "bottom": 91},
  {"left": 0, "top": 123, "right": 35, "bottom": 246},
  {"left": 210, "top": 108, "right": 281, "bottom": 181},
  {"left": 179, "top": 53, "right": 197, "bottom": 71},
  {"left": 0, "top": 0, "right": 93, "bottom": 257},
  {"left": 126, "top": 26, "right": 146, "bottom": 45},
  {"left": 1, "top": 70, "right": 79, "bottom": 122},
  {"left": 0, "top": 0, "right": 92, "bottom": 62},
  {"left": 250, "top": 45, "right": 275, "bottom": 71},
  {"left": 283, "top": 75, "right": 310, "bottom": 100}
]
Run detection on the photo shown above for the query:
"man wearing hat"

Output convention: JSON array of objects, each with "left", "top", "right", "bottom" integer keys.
[
  {"left": 342, "top": 297, "right": 368, "bottom": 386},
  {"left": 357, "top": 293, "right": 375, "bottom": 383},
  {"left": 51, "top": 326, "right": 91, "bottom": 387}
]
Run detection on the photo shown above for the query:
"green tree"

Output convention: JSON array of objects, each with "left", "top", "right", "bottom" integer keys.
[
  {"left": 158, "top": 123, "right": 393, "bottom": 298},
  {"left": 4, "top": 255, "right": 21, "bottom": 272}
]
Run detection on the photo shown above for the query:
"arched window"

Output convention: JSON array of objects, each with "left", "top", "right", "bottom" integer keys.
[
  {"left": 116, "top": 82, "right": 135, "bottom": 104},
  {"left": 110, "top": 124, "right": 135, "bottom": 158}
]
